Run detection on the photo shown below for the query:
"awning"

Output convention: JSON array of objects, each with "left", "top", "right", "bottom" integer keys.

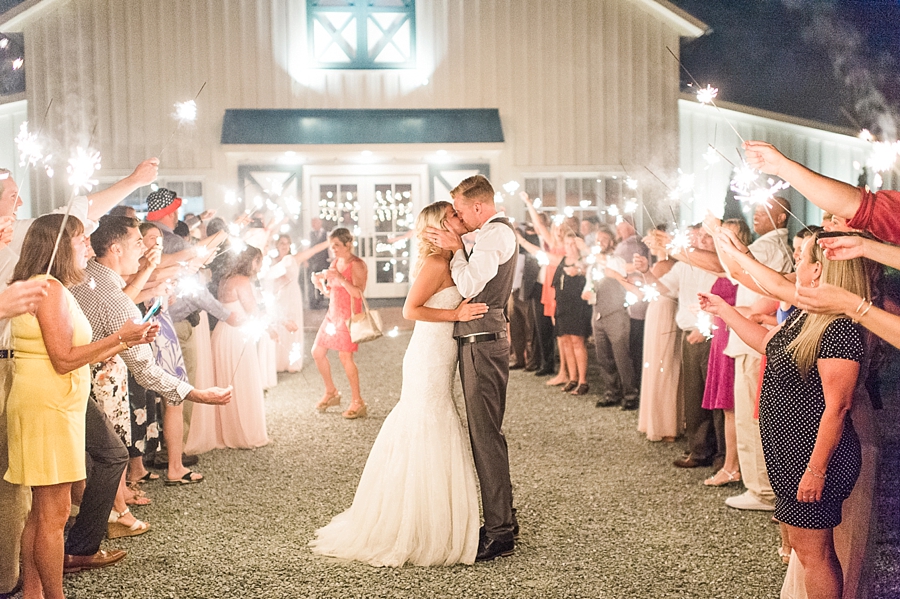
[{"left": 221, "top": 108, "right": 504, "bottom": 145}]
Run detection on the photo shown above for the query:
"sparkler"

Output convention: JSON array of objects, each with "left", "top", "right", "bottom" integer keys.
[
  {"left": 624, "top": 292, "right": 639, "bottom": 308},
  {"left": 13, "top": 100, "right": 54, "bottom": 210},
  {"left": 696, "top": 311, "right": 717, "bottom": 340},
  {"left": 386, "top": 326, "right": 400, "bottom": 338},
  {"left": 642, "top": 284, "right": 661, "bottom": 303},
  {"left": 158, "top": 81, "right": 207, "bottom": 159},
  {"left": 667, "top": 46, "right": 745, "bottom": 144},
  {"left": 666, "top": 228, "right": 692, "bottom": 255},
  {"left": 46, "top": 132, "right": 101, "bottom": 277}
]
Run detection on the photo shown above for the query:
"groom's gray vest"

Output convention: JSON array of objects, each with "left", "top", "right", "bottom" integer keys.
[{"left": 453, "top": 217, "right": 517, "bottom": 338}]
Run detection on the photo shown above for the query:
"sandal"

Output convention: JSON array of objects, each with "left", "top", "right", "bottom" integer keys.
[
  {"left": 342, "top": 401, "right": 367, "bottom": 419},
  {"left": 570, "top": 383, "right": 590, "bottom": 396},
  {"left": 128, "top": 471, "right": 159, "bottom": 484},
  {"left": 124, "top": 487, "right": 152, "bottom": 506},
  {"left": 164, "top": 470, "right": 203, "bottom": 486},
  {"left": 703, "top": 468, "right": 742, "bottom": 487},
  {"left": 561, "top": 380, "right": 578, "bottom": 393},
  {"left": 316, "top": 390, "right": 342, "bottom": 412},
  {"left": 108, "top": 508, "right": 151, "bottom": 539}
]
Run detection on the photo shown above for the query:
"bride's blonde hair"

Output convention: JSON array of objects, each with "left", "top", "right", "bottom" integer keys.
[{"left": 413, "top": 201, "right": 452, "bottom": 276}]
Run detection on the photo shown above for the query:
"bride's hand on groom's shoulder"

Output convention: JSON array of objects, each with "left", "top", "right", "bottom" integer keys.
[
  {"left": 425, "top": 226, "right": 463, "bottom": 253},
  {"left": 454, "top": 298, "right": 489, "bottom": 322}
]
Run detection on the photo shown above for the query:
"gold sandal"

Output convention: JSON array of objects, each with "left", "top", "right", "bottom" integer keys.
[
  {"left": 316, "top": 390, "right": 342, "bottom": 412},
  {"left": 342, "top": 401, "right": 367, "bottom": 419}
]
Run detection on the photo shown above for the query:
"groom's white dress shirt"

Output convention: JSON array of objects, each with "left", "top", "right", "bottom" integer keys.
[{"left": 450, "top": 213, "right": 517, "bottom": 299}]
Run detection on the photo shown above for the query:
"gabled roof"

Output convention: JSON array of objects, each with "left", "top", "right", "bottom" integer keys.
[{"left": 636, "top": 0, "right": 707, "bottom": 38}]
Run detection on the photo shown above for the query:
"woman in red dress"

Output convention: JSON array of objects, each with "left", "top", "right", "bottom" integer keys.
[{"left": 311, "top": 228, "right": 369, "bottom": 419}]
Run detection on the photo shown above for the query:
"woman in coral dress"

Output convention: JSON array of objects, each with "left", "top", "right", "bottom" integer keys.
[{"left": 310, "top": 228, "right": 368, "bottom": 419}]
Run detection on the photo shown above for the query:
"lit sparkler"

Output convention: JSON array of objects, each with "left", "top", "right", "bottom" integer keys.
[
  {"left": 386, "top": 326, "right": 400, "bottom": 338},
  {"left": 11, "top": 57, "right": 22, "bottom": 70},
  {"left": 624, "top": 292, "right": 639, "bottom": 307},
  {"left": 697, "top": 311, "right": 717, "bottom": 340},
  {"left": 696, "top": 84, "right": 718, "bottom": 105},
  {"left": 289, "top": 343, "right": 303, "bottom": 365},
  {"left": 607, "top": 204, "right": 620, "bottom": 217},
  {"left": 502, "top": 181, "right": 520, "bottom": 194},
  {"left": 535, "top": 251, "right": 550, "bottom": 266},
  {"left": 624, "top": 199, "right": 638, "bottom": 215},
  {"left": 865, "top": 140, "right": 900, "bottom": 173},
  {"left": 66, "top": 147, "right": 101, "bottom": 195},
  {"left": 666, "top": 228, "right": 691, "bottom": 255},
  {"left": 159, "top": 81, "right": 207, "bottom": 158},
  {"left": 15, "top": 122, "right": 43, "bottom": 168},
  {"left": 642, "top": 284, "right": 661, "bottom": 303},
  {"left": 625, "top": 177, "right": 639, "bottom": 190}
]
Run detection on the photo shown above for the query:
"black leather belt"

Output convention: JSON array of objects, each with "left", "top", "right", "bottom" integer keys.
[
  {"left": 457, "top": 331, "right": 507, "bottom": 345},
  {"left": 0, "top": 350, "right": 14, "bottom": 359}
]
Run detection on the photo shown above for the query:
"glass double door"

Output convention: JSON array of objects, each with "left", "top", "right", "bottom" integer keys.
[{"left": 310, "top": 175, "right": 422, "bottom": 298}]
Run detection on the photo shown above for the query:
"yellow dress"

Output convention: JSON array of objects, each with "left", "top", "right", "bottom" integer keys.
[{"left": 3, "top": 276, "right": 92, "bottom": 486}]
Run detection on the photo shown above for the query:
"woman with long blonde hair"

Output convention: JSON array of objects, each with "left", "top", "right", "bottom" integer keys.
[
  {"left": 310, "top": 201, "right": 489, "bottom": 567},
  {"left": 700, "top": 233, "right": 869, "bottom": 599}
]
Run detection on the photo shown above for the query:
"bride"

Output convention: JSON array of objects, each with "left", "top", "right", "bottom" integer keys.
[{"left": 309, "top": 201, "right": 488, "bottom": 567}]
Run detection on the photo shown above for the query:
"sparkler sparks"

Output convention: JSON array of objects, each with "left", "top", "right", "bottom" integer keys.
[
  {"left": 325, "top": 322, "right": 337, "bottom": 336},
  {"left": 502, "top": 181, "right": 520, "bottom": 194},
  {"left": 696, "top": 84, "right": 718, "bottom": 105},
  {"left": 289, "top": 343, "right": 303, "bottom": 365},
  {"left": 11, "top": 57, "right": 23, "bottom": 70},
  {"left": 67, "top": 147, "right": 101, "bottom": 195},
  {"left": 624, "top": 292, "right": 639, "bottom": 307},
  {"left": 625, "top": 177, "right": 639, "bottom": 190},
  {"left": 176, "top": 276, "right": 205, "bottom": 298},
  {"left": 386, "top": 326, "right": 400, "bottom": 338},
  {"left": 865, "top": 140, "right": 900, "bottom": 173},
  {"left": 173, "top": 100, "right": 198, "bottom": 124},
  {"left": 666, "top": 228, "right": 691, "bottom": 255},
  {"left": 697, "top": 311, "right": 717, "bottom": 340},
  {"left": 703, "top": 146, "right": 720, "bottom": 165},
  {"left": 607, "top": 204, "right": 620, "bottom": 217},
  {"left": 15, "top": 122, "right": 43, "bottom": 167},
  {"left": 642, "top": 284, "right": 661, "bottom": 303},
  {"left": 624, "top": 199, "right": 638, "bottom": 215},
  {"left": 535, "top": 251, "right": 550, "bottom": 266}
]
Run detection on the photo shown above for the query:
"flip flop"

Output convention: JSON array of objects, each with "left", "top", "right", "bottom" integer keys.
[
  {"left": 129, "top": 472, "right": 159, "bottom": 484},
  {"left": 164, "top": 470, "right": 203, "bottom": 486}
]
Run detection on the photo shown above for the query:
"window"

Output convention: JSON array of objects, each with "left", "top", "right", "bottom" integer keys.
[
  {"left": 523, "top": 174, "right": 640, "bottom": 226},
  {"left": 307, "top": 0, "right": 416, "bottom": 69}
]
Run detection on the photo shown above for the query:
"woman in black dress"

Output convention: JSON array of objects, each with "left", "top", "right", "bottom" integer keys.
[
  {"left": 551, "top": 232, "right": 592, "bottom": 395},
  {"left": 699, "top": 234, "right": 870, "bottom": 599}
]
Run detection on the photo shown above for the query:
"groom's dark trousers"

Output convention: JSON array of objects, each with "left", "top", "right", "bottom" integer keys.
[
  {"left": 453, "top": 215, "right": 517, "bottom": 544},
  {"left": 458, "top": 337, "right": 514, "bottom": 543}
]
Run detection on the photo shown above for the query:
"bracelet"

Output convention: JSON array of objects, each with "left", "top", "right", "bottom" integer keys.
[
  {"left": 859, "top": 300, "right": 873, "bottom": 318},
  {"left": 854, "top": 298, "right": 867, "bottom": 314},
  {"left": 117, "top": 335, "right": 129, "bottom": 350},
  {"left": 806, "top": 465, "right": 827, "bottom": 480}
]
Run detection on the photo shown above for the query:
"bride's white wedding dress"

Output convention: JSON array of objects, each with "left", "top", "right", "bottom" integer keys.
[{"left": 309, "top": 286, "right": 480, "bottom": 567}]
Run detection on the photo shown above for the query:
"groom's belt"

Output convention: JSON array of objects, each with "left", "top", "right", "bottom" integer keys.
[{"left": 456, "top": 331, "right": 507, "bottom": 345}]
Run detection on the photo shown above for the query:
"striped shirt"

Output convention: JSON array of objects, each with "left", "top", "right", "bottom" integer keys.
[{"left": 71, "top": 259, "right": 193, "bottom": 405}]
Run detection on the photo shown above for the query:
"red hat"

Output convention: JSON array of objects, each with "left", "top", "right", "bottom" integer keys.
[{"left": 146, "top": 188, "right": 182, "bottom": 221}]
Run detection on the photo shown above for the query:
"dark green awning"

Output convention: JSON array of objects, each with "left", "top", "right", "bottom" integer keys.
[{"left": 221, "top": 108, "right": 504, "bottom": 145}]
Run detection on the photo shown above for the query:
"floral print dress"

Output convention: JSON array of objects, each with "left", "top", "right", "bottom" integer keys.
[{"left": 91, "top": 356, "right": 131, "bottom": 447}]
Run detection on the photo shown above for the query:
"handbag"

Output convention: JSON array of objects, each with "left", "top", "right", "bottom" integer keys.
[{"left": 347, "top": 296, "right": 384, "bottom": 343}]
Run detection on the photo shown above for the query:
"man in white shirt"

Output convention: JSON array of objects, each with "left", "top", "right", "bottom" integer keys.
[{"left": 426, "top": 175, "right": 518, "bottom": 562}]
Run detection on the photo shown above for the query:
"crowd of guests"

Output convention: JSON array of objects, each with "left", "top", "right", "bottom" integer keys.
[
  {"left": 501, "top": 140, "right": 898, "bottom": 599},
  {"left": 0, "top": 160, "right": 335, "bottom": 599},
  {"left": 1, "top": 137, "right": 898, "bottom": 599}
]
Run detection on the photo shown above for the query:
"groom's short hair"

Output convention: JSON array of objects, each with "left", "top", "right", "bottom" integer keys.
[{"left": 451, "top": 175, "right": 495, "bottom": 205}]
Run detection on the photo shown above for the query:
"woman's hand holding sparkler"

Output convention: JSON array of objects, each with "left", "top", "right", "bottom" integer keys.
[
  {"left": 697, "top": 292, "right": 727, "bottom": 317},
  {"left": 742, "top": 141, "right": 788, "bottom": 177},
  {"left": 633, "top": 254, "right": 650, "bottom": 274}
]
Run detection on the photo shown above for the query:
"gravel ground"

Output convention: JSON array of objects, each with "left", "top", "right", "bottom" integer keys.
[{"left": 59, "top": 330, "right": 899, "bottom": 599}]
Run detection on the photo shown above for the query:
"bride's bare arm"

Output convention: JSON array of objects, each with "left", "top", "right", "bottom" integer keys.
[{"left": 403, "top": 255, "right": 489, "bottom": 322}]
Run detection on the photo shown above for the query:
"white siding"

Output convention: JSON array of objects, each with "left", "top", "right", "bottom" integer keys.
[
  {"left": 18, "top": 0, "right": 694, "bottom": 213},
  {"left": 679, "top": 98, "right": 881, "bottom": 228}
]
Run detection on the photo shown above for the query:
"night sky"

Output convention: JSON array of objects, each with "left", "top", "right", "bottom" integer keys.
[{"left": 671, "top": 0, "right": 900, "bottom": 136}]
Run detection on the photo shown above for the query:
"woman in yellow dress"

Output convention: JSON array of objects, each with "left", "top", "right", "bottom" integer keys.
[{"left": 3, "top": 214, "right": 155, "bottom": 599}]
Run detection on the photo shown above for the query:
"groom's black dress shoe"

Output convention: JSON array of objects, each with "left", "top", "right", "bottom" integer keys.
[{"left": 476, "top": 536, "right": 515, "bottom": 562}]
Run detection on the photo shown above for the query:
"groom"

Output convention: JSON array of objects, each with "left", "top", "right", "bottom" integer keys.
[{"left": 427, "top": 175, "right": 518, "bottom": 561}]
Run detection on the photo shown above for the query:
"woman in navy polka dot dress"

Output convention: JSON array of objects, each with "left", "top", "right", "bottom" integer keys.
[{"left": 699, "top": 233, "right": 870, "bottom": 599}]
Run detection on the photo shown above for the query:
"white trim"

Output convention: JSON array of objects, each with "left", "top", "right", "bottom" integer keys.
[
  {"left": 632, "top": 0, "right": 707, "bottom": 38},
  {"left": 0, "top": 0, "right": 68, "bottom": 31}
]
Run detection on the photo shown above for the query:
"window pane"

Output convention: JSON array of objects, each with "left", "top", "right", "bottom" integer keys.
[
  {"left": 565, "top": 178, "right": 580, "bottom": 207},
  {"left": 541, "top": 178, "right": 557, "bottom": 210}
]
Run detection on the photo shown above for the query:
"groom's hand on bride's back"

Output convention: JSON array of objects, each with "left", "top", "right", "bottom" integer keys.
[
  {"left": 454, "top": 298, "right": 489, "bottom": 322},
  {"left": 425, "top": 226, "right": 463, "bottom": 253}
]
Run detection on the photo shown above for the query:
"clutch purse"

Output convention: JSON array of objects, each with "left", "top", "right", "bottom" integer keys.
[{"left": 348, "top": 296, "right": 383, "bottom": 344}]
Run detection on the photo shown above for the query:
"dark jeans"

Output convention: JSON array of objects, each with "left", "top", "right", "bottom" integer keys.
[
  {"left": 629, "top": 318, "right": 645, "bottom": 391},
  {"left": 531, "top": 285, "right": 556, "bottom": 371},
  {"left": 65, "top": 399, "right": 128, "bottom": 556},
  {"left": 679, "top": 332, "right": 715, "bottom": 462}
]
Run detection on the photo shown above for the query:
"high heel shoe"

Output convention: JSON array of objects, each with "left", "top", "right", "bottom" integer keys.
[
  {"left": 343, "top": 401, "right": 367, "bottom": 419},
  {"left": 316, "top": 390, "right": 342, "bottom": 412},
  {"left": 570, "top": 383, "right": 590, "bottom": 396},
  {"left": 561, "top": 380, "right": 578, "bottom": 393},
  {"left": 107, "top": 508, "right": 150, "bottom": 539}
]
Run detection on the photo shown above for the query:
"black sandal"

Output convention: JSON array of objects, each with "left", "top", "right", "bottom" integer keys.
[
  {"left": 570, "top": 383, "right": 590, "bottom": 396},
  {"left": 561, "top": 380, "right": 578, "bottom": 393}
]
